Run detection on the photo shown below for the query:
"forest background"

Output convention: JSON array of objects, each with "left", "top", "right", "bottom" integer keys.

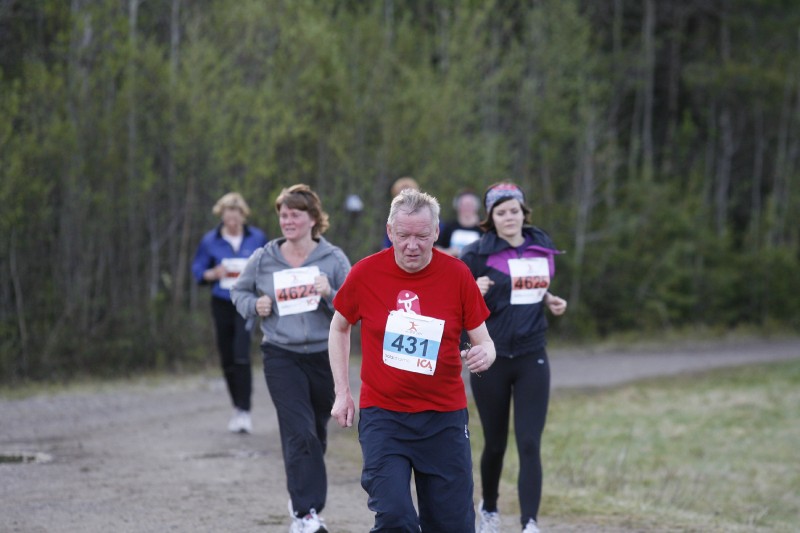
[{"left": 1, "top": 0, "right": 799, "bottom": 383}]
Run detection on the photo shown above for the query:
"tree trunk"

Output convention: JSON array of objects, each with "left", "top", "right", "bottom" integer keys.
[
  {"left": 641, "top": 0, "right": 655, "bottom": 182},
  {"left": 716, "top": 107, "right": 733, "bottom": 237},
  {"left": 750, "top": 104, "right": 765, "bottom": 247},
  {"left": 660, "top": 3, "right": 686, "bottom": 177},
  {"left": 167, "top": 0, "right": 182, "bottom": 309},
  {"left": 715, "top": 18, "right": 733, "bottom": 237},
  {"left": 127, "top": 0, "right": 140, "bottom": 300},
  {"left": 9, "top": 230, "right": 29, "bottom": 377},
  {"left": 569, "top": 112, "right": 597, "bottom": 313}
]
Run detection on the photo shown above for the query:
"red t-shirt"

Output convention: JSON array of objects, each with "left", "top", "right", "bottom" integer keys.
[{"left": 333, "top": 248, "right": 490, "bottom": 412}]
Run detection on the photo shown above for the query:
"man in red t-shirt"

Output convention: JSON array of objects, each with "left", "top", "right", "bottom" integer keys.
[{"left": 329, "top": 188, "right": 496, "bottom": 532}]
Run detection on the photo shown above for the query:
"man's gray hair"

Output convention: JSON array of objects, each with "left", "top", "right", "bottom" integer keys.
[{"left": 387, "top": 188, "right": 440, "bottom": 229}]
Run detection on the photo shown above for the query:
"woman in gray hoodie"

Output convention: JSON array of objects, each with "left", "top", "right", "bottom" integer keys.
[{"left": 231, "top": 184, "right": 350, "bottom": 533}]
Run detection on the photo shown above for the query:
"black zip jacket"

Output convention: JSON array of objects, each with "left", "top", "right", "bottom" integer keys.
[{"left": 460, "top": 226, "right": 561, "bottom": 358}]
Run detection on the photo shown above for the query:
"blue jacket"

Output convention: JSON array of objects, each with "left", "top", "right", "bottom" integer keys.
[
  {"left": 191, "top": 224, "right": 268, "bottom": 301},
  {"left": 460, "top": 226, "right": 561, "bottom": 357}
]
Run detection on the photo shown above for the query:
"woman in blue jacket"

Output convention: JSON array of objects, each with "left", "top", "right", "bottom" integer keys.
[
  {"left": 191, "top": 192, "right": 267, "bottom": 434},
  {"left": 460, "top": 182, "right": 567, "bottom": 533}
]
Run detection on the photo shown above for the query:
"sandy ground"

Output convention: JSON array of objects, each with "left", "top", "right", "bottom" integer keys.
[{"left": 2, "top": 337, "right": 799, "bottom": 533}]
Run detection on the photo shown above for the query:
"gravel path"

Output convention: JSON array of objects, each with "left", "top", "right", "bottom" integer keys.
[{"left": 2, "top": 337, "right": 798, "bottom": 533}]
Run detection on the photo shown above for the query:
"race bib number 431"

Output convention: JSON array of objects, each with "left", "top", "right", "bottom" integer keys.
[{"left": 382, "top": 310, "right": 444, "bottom": 376}]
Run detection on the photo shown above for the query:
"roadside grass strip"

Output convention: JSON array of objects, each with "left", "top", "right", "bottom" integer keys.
[{"left": 469, "top": 358, "right": 800, "bottom": 532}]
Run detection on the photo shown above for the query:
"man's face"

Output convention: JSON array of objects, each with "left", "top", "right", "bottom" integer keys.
[
  {"left": 388, "top": 208, "right": 439, "bottom": 273},
  {"left": 457, "top": 194, "right": 479, "bottom": 217}
]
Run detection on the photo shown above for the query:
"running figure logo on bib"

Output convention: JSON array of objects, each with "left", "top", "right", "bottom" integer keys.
[
  {"left": 508, "top": 257, "right": 549, "bottom": 305},
  {"left": 382, "top": 290, "right": 444, "bottom": 375}
]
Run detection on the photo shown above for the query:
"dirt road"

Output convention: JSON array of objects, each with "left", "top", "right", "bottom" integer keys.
[{"left": 2, "top": 337, "right": 798, "bottom": 533}]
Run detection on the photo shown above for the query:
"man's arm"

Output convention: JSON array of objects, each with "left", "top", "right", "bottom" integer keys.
[
  {"left": 329, "top": 311, "right": 356, "bottom": 428},
  {"left": 463, "top": 322, "right": 496, "bottom": 374}
]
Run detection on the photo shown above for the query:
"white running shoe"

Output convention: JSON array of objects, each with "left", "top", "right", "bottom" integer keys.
[
  {"left": 522, "top": 518, "right": 541, "bottom": 533},
  {"left": 237, "top": 411, "right": 252, "bottom": 434},
  {"left": 288, "top": 499, "right": 328, "bottom": 533},
  {"left": 227, "top": 410, "right": 252, "bottom": 433},
  {"left": 227, "top": 410, "right": 241, "bottom": 432},
  {"left": 478, "top": 500, "right": 500, "bottom": 533}
]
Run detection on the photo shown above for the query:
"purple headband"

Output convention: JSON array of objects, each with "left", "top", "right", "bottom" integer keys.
[{"left": 485, "top": 183, "right": 525, "bottom": 214}]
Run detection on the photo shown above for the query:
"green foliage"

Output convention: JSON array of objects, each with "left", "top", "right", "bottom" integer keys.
[{"left": 0, "top": 0, "right": 799, "bottom": 381}]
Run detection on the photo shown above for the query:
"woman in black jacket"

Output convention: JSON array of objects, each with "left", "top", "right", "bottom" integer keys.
[{"left": 460, "top": 182, "right": 567, "bottom": 533}]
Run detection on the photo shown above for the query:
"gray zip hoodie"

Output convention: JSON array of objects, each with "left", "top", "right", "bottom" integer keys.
[{"left": 230, "top": 236, "right": 351, "bottom": 354}]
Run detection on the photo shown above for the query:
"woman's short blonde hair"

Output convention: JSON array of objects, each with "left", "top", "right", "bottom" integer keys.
[
  {"left": 212, "top": 192, "right": 251, "bottom": 218},
  {"left": 390, "top": 176, "right": 419, "bottom": 197}
]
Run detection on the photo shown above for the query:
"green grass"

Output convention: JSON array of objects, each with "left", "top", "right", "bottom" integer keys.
[
  {"left": 470, "top": 358, "right": 800, "bottom": 532},
  {"left": 0, "top": 362, "right": 226, "bottom": 400},
  {"left": 549, "top": 323, "right": 799, "bottom": 353}
]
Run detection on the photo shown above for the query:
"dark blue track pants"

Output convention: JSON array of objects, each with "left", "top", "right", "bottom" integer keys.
[{"left": 359, "top": 407, "right": 476, "bottom": 533}]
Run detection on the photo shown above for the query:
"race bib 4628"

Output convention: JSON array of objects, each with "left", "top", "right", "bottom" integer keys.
[{"left": 508, "top": 257, "right": 549, "bottom": 305}]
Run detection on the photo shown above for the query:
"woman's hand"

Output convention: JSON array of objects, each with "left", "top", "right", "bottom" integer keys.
[
  {"left": 204, "top": 264, "right": 226, "bottom": 281},
  {"left": 475, "top": 276, "right": 495, "bottom": 296},
  {"left": 314, "top": 273, "right": 331, "bottom": 298},
  {"left": 256, "top": 295, "right": 273, "bottom": 317},
  {"left": 545, "top": 293, "right": 567, "bottom": 315}
]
